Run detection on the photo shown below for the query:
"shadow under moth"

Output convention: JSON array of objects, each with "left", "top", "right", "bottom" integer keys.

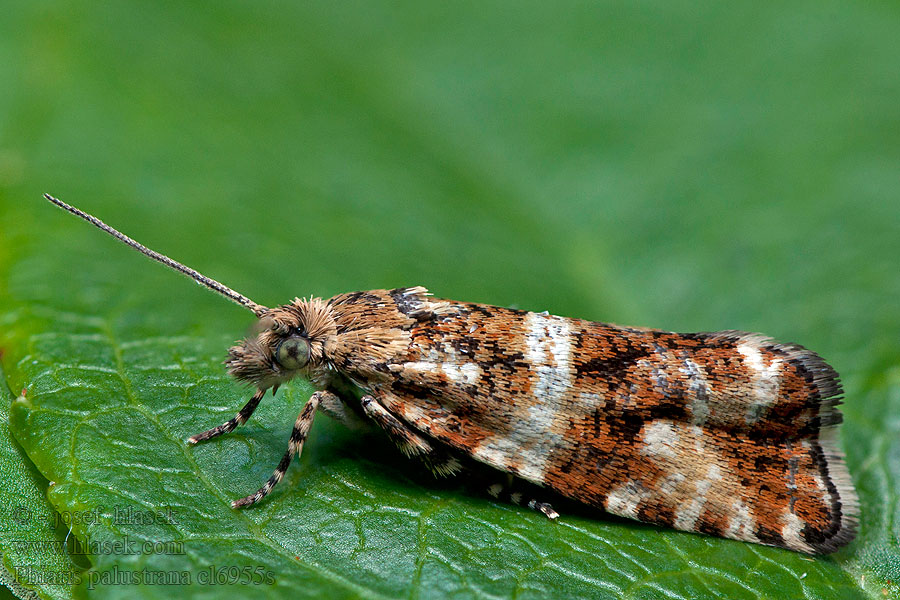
[{"left": 45, "top": 194, "right": 858, "bottom": 554}]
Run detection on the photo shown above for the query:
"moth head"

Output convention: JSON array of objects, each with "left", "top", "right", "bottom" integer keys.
[{"left": 226, "top": 297, "right": 336, "bottom": 389}]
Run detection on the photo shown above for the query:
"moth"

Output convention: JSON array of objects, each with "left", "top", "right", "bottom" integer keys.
[{"left": 45, "top": 194, "right": 858, "bottom": 554}]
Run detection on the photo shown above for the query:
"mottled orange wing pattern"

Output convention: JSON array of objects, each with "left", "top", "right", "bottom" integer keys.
[{"left": 330, "top": 288, "right": 857, "bottom": 554}]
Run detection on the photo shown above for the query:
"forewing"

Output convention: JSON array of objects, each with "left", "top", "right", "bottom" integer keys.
[{"left": 358, "top": 293, "right": 855, "bottom": 554}]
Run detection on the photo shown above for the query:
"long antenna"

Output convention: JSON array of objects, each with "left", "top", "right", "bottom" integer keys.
[{"left": 45, "top": 194, "right": 268, "bottom": 317}]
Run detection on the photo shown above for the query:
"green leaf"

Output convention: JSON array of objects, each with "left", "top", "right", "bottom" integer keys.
[
  {"left": 0, "top": 365, "right": 81, "bottom": 600},
  {"left": 2, "top": 1, "right": 899, "bottom": 598}
]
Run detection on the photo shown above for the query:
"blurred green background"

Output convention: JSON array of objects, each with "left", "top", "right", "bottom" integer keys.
[{"left": 1, "top": 1, "right": 898, "bottom": 599}]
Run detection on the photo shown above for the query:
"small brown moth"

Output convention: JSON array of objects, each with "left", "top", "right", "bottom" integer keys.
[{"left": 45, "top": 194, "right": 858, "bottom": 554}]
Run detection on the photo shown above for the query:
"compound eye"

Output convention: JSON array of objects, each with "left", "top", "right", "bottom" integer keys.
[{"left": 275, "top": 336, "right": 310, "bottom": 370}]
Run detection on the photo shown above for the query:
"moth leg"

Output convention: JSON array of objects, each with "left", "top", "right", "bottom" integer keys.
[
  {"left": 188, "top": 388, "right": 266, "bottom": 444},
  {"left": 361, "top": 395, "right": 434, "bottom": 456},
  {"left": 486, "top": 477, "right": 559, "bottom": 520},
  {"left": 528, "top": 500, "right": 560, "bottom": 520},
  {"left": 231, "top": 390, "right": 330, "bottom": 508},
  {"left": 318, "top": 390, "right": 368, "bottom": 431},
  {"left": 421, "top": 454, "right": 465, "bottom": 478},
  {"left": 360, "top": 395, "right": 463, "bottom": 477}
]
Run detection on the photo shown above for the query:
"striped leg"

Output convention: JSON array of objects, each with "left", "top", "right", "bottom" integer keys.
[
  {"left": 528, "top": 500, "right": 560, "bottom": 520},
  {"left": 231, "top": 390, "right": 329, "bottom": 508},
  {"left": 361, "top": 395, "right": 463, "bottom": 477},
  {"left": 486, "top": 478, "right": 559, "bottom": 519},
  {"left": 360, "top": 394, "right": 433, "bottom": 457},
  {"left": 188, "top": 388, "right": 266, "bottom": 444}
]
